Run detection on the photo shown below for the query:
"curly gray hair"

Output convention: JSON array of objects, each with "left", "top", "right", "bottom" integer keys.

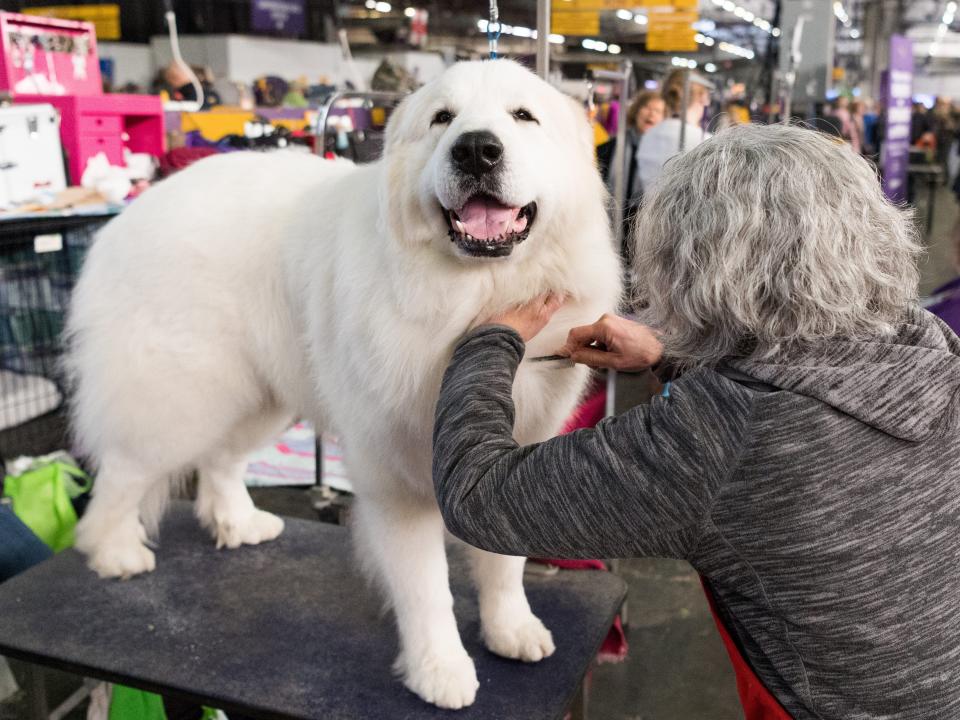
[{"left": 633, "top": 123, "right": 922, "bottom": 366}]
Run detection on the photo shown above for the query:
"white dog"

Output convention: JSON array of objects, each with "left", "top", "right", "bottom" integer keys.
[{"left": 65, "top": 59, "right": 621, "bottom": 709}]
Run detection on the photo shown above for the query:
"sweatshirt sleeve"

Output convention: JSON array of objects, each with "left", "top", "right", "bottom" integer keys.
[{"left": 432, "top": 325, "right": 754, "bottom": 559}]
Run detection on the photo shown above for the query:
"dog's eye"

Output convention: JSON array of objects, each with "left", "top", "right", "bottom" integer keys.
[
  {"left": 511, "top": 108, "right": 539, "bottom": 123},
  {"left": 431, "top": 109, "right": 454, "bottom": 126}
]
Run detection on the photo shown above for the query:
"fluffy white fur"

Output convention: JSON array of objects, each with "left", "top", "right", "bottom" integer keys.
[{"left": 65, "top": 60, "right": 621, "bottom": 709}]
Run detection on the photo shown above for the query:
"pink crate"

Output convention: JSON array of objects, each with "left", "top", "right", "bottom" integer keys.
[
  {"left": 0, "top": 13, "right": 165, "bottom": 184},
  {"left": 0, "top": 12, "right": 101, "bottom": 97},
  {"left": 16, "top": 93, "right": 165, "bottom": 184}
]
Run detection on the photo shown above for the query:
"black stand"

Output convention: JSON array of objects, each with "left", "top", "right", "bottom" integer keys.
[{"left": 0, "top": 502, "right": 625, "bottom": 720}]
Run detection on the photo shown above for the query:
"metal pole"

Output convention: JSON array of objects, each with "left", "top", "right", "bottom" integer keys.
[
  {"left": 536, "top": 0, "right": 550, "bottom": 78},
  {"left": 594, "top": 63, "right": 633, "bottom": 252},
  {"left": 678, "top": 69, "right": 690, "bottom": 152},
  {"left": 612, "top": 61, "right": 632, "bottom": 252}
]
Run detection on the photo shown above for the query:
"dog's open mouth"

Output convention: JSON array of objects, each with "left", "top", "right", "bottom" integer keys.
[{"left": 444, "top": 194, "right": 537, "bottom": 258}]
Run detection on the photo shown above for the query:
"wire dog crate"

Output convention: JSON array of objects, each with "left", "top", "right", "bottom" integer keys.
[{"left": 0, "top": 213, "right": 112, "bottom": 461}]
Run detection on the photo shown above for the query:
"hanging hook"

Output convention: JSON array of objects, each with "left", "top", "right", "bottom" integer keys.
[{"left": 488, "top": 0, "right": 501, "bottom": 59}]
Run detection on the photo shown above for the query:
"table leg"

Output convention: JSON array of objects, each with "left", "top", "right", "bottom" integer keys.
[
  {"left": 26, "top": 664, "right": 48, "bottom": 720},
  {"left": 569, "top": 673, "right": 589, "bottom": 720}
]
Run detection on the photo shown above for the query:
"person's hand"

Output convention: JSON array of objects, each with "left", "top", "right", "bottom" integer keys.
[
  {"left": 484, "top": 292, "right": 566, "bottom": 343},
  {"left": 559, "top": 314, "right": 663, "bottom": 371}
]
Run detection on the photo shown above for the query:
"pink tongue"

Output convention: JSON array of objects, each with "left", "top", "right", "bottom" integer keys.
[{"left": 457, "top": 197, "right": 521, "bottom": 241}]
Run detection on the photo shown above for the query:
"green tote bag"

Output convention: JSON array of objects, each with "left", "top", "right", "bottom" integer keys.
[{"left": 2, "top": 455, "right": 91, "bottom": 553}]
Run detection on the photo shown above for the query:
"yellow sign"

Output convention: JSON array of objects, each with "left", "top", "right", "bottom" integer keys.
[
  {"left": 550, "top": 10, "right": 600, "bottom": 36},
  {"left": 553, "top": 0, "right": 622, "bottom": 8},
  {"left": 23, "top": 4, "right": 120, "bottom": 40},
  {"left": 646, "top": 10, "right": 698, "bottom": 52}
]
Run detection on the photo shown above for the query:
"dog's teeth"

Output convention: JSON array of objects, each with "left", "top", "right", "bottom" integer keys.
[{"left": 454, "top": 219, "right": 465, "bottom": 234}]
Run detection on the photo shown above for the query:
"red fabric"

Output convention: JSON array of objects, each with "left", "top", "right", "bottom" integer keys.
[
  {"left": 700, "top": 578, "right": 793, "bottom": 720},
  {"left": 597, "top": 614, "right": 628, "bottom": 664},
  {"left": 560, "top": 386, "right": 607, "bottom": 434},
  {"left": 159, "top": 147, "right": 220, "bottom": 177},
  {"left": 536, "top": 558, "right": 607, "bottom": 571},
  {"left": 536, "top": 388, "right": 630, "bottom": 663},
  {"left": 532, "top": 557, "right": 629, "bottom": 663}
]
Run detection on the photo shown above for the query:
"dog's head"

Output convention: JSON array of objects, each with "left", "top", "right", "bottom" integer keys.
[{"left": 382, "top": 60, "right": 598, "bottom": 261}]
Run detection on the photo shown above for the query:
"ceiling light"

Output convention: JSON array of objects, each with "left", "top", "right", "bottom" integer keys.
[
  {"left": 772, "top": 27, "right": 781, "bottom": 37},
  {"left": 705, "top": 62, "right": 717, "bottom": 72},
  {"left": 608, "top": 43, "right": 621, "bottom": 54},
  {"left": 594, "top": 40, "right": 608, "bottom": 51},
  {"left": 477, "top": 18, "right": 487, "bottom": 30},
  {"left": 616, "top": 9, "right": 633, "bottom": 20},
  {"left": 374, "top": 1, "right": 391, "bottom": 12},
  {"left": 365, "top": 0, "right": 376, "bottom": 7},
  {"left": 634, "top": 14, "right": 648, "bottom": 24},
  {"left": 548, "top": 33, "right": 565, "bottom": 44},
  {"left": 404, "top": 6, "right": 415, "bottom": 17},
  {"left": 582, "top": 38, "right": 596, "bottom": 49},
  {"left": 849, "top": 28, "right": 860, "bottom": 38}
]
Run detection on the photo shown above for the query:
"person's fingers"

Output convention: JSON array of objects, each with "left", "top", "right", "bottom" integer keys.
[
  {"left": 562, "top": 321, "right": 604, "bottom": 352},
  {"left": 567, "top": 347, "right": 622, "bottom": 369}
]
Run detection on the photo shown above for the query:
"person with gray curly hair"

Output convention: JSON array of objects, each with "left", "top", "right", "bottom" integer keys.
[{"left": 432, "top": 123, "right": 960, "bottom": 718}]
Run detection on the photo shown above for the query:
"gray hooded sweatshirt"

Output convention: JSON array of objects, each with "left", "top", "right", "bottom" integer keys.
[{"left": 433, "top": 306, "right": 960, "bottom": 719}]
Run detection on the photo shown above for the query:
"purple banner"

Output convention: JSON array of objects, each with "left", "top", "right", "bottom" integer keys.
[
  {"left": 881, "top": 34, "right": 913, "bottom": 203},
  {"left": 251, "top": 0, "right": 305, "bottom": 35}
]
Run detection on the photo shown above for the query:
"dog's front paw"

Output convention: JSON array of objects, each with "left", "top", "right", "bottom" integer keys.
[
  {"left": 210, "top": 509, "right": 284, "bottom": 550},
  {"left": 398, "top": 648, "right": 479, "bottom": 709},
  {"left": 76, "top": 518, "right": 156, "bottom": 580},
  {"left": 483, "top": 611, "right": 555, "bottom": 662}
]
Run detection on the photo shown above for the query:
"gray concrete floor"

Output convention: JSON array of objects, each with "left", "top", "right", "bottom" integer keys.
[
  {"left": 917, "top": 187, "right": 959, "bottom": 297},
  {"left": 3, "top": 189, "right": 958, "bottom": 720}
]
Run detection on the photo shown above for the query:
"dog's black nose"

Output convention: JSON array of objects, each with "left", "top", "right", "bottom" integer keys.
[{"left": 450, "top": 131, "right": 503, "bottom": 177}]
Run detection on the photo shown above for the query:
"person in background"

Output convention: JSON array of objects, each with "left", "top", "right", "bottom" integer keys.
[
  {"left": 597, "top": 90, "right": 666, "bottom": 203},
  {"left": 162, "top": 62, "right": 221, "bottom": 109},
  {"left": 636, "top": 69, "right": 713, "bottom": 190},
  {"left": 713, "top": 99, "right": 750, "bottom": 131},
  {"left": 911, "top": 101, "right": 935, "bottom": 146},
  {"left": 856, "top": 98, "right": 879, "bottom": 158},
  {"left": 932, "top": 96, "right": 956, "bottom": 174},
  {"left": 832, "top": 96, "right": 862, "bottom": 154}
]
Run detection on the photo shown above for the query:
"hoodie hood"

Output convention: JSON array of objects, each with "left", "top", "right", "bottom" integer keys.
[{"left": 729, "top": 307, "right": 960, "bottom": 442}]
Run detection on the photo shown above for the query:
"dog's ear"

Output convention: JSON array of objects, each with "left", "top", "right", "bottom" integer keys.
[
  {"left": 384, "top": 92, "right": 413, "bottom": 153},
  {"left": 563, "top": 95, "right": 597, "bottom": 165}
]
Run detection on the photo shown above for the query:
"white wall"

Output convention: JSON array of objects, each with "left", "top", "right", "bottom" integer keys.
[
  {"left": 149, "top": 35, "right": 232, "bottom": 81},
  {"left": 913, "top": 73, "right": 960, "bottom": 101},
  {"left": 149, "top": 35, "right": 345, "bottom": 86},
  {"left": 386, "top": 51, "right": 446, "bottom": 84},
  {"left": 99, "top": 41, "right": 154, "bottom": 90}
]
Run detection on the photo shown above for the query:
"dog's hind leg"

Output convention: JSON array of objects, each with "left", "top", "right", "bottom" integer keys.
[
  {"left": 352, "top": 487, "right": 479, "bottom": 710},
  {"left": 194, "top": 408, "right": 290, "bottom": 549},
  {"left": 466, "top": 548, "right": 555, "bottom": 662},
  {"left": 75, "top": 453, "right": 166, "bottom": 579}
]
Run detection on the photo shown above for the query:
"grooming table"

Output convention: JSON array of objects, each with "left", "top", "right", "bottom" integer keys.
[{"left": 0, "top": 502, "right": 626, "bottom": 720}]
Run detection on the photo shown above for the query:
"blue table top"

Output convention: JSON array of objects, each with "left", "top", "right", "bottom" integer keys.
[{"left": 0, "top": 502, "right": 626, "bottom": 720}]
